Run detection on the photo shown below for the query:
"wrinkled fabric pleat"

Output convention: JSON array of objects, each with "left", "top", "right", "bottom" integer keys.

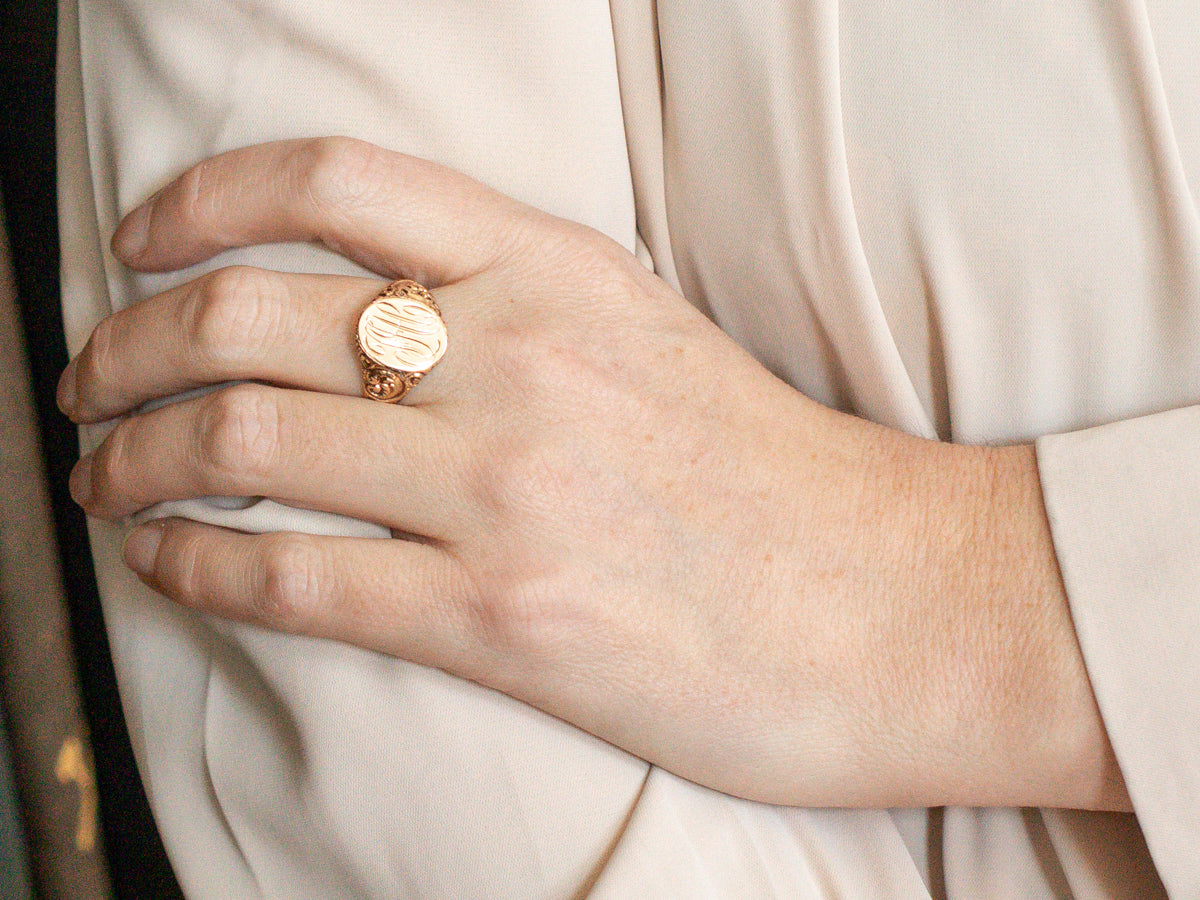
[{"left": 61, "top": 0, "right": 1197, "bottom": 894}]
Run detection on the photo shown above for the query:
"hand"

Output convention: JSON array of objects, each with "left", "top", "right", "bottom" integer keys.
[{"left": 60, "top": 137, "right": 1126, "bottom": 810}]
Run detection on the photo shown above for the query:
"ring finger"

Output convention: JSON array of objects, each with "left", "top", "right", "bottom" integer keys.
[{"left": 60, "top": 267, "right": 467, "bottom": 423}]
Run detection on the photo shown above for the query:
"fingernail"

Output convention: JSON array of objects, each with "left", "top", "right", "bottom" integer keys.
[
  {"left": 57, "top": 359, "right": 78, "bottom": 416},
  {"left": 123, "top": 521, "right": 165, "bottom": 576},
  {"left": 112, "top": 202, "right": 150, "bottom": 260},
  {"left": 69, "top": 457, "right": 93, "bottom": 508}
]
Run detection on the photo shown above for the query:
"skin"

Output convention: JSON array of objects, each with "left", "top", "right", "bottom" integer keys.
[{"left": 61, "top": 137, "right": 1129, "bottom": 811}]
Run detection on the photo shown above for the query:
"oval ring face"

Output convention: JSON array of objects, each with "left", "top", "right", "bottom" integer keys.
[{"left": 358, "top": 295, "right": 448, "bottom": 373}]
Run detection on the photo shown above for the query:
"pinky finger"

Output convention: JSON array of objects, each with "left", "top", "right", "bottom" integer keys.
[{"left": 123, "top": 519, "right": 477, "bottom": 671}]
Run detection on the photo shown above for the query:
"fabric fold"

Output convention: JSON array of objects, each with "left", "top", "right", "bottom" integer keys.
[{"left": 1038, "top": 407, "right": 1200, "bottom": 898}]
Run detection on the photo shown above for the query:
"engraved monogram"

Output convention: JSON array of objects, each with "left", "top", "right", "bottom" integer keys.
[
  {"left": 358, "top": 294, "right": 448, "bottom": 371},
  {"left": 356, "top": 281, "right": 448, "bottom": 403}
]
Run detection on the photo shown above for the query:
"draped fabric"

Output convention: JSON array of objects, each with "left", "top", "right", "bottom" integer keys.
[{"left": 60, "top": 0, "right": 1198, "bottom": 894}]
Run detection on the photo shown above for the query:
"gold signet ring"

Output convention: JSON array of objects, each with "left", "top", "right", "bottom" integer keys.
[{"left": 356, "top": 279, "right": 448, "bottom": 403}]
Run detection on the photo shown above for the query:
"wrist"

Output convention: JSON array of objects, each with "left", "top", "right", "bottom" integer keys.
[
  {"left": 818, "top": 422, "right": 1130, "bottom": 809},
  {"left": 918, "top": 441, "right": 1129, "bottom": 809}
]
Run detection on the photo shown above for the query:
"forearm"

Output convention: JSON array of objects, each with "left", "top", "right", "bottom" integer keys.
[
  {"left": 965, "top": 443, "right": 1127, "bottom": 810},
  {"left": 800, "top": 413, "right": 1129, "bottom": 810},
  {"left": 730, "top": 394, "right": 1128, "bottom": 810},
  {"left": 899, "top": 439, "right": 1127, "bottom": 809}
]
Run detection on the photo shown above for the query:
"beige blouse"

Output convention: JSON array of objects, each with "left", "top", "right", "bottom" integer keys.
[{"left": 60, "top": 0, "right": 1197, "bottom": 895}]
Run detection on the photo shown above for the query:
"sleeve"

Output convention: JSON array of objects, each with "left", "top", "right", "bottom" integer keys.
[{"left": 1038, "top": 405, "right": 1200, "bottom": 898}]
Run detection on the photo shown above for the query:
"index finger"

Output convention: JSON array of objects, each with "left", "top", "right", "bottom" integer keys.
[{"left": 112, "top": 138, "right": 537, "bottom": 286}]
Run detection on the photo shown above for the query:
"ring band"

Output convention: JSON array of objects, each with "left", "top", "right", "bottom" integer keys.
[{"left": 356, "top": 279, "right": 448, "bottom": 403}]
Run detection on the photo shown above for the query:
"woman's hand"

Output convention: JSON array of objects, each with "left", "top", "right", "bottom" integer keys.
[{"left": 59, "top": 138, "right": 1126, "bottom": 811}]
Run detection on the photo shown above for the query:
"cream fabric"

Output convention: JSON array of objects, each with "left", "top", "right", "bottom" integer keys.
[{"left": 58, "top": 0, "right": 1197, "bottom": 896}]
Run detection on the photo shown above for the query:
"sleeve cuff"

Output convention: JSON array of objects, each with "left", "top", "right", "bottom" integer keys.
[{"left": 1037, "top": 404, "right": 1200, "bottom": 897}]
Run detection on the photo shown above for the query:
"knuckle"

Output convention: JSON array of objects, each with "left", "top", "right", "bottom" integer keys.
[
  {"left": 488, "top": 320, "right": 602, "bottom": 414},
  {"left": 488, "top": 254, "right": 639, "bottom": 401},
  {"left": 527, "top": 222, "right": 641, "bottom": 302},
  {"left": 293, "top": 136, "right": 393, "bottom": 214},
  {"left": 195, "top": 383, "right": 282, "bottom": 487},
  {"left": 253, "top": 532, "right": 328, "bottom": 629},
  {"left": 175, "top": 158, "right": 217, "bottom": 228},
  {"left": 464, "top": 584, "right": 540, "bottom": 657},
  {"left": 75, "top": 316, "right": 119, "bottom": 406},
  {"left": 460, "top": 407, "right": 581, "bottom": 527},
  {"left": 487, "top": 441, "right": 560, "bottom": 511},
  {"left": 488, "top": 306, "right": 574, "bottom": 383},
  {"left": 90, "top": 419, "right": 133, "bottom": 503},
  {"left": 163, "top": 522, "right": 208, "bottom": 603},
  {"left": 463, "top": 574, "right": 583, "bottom": 675},
  {"left": 187, "top": 266, "right": 289, "bottom": 369}
]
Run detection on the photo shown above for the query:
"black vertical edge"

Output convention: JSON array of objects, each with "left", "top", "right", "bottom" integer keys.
[{"left": 0, "top": 1, "right": 185, "bottom": 896}]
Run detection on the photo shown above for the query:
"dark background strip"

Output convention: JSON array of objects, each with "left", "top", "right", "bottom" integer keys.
[{"left": 1, "top": 0, "right": 185, "bottom": 896}]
